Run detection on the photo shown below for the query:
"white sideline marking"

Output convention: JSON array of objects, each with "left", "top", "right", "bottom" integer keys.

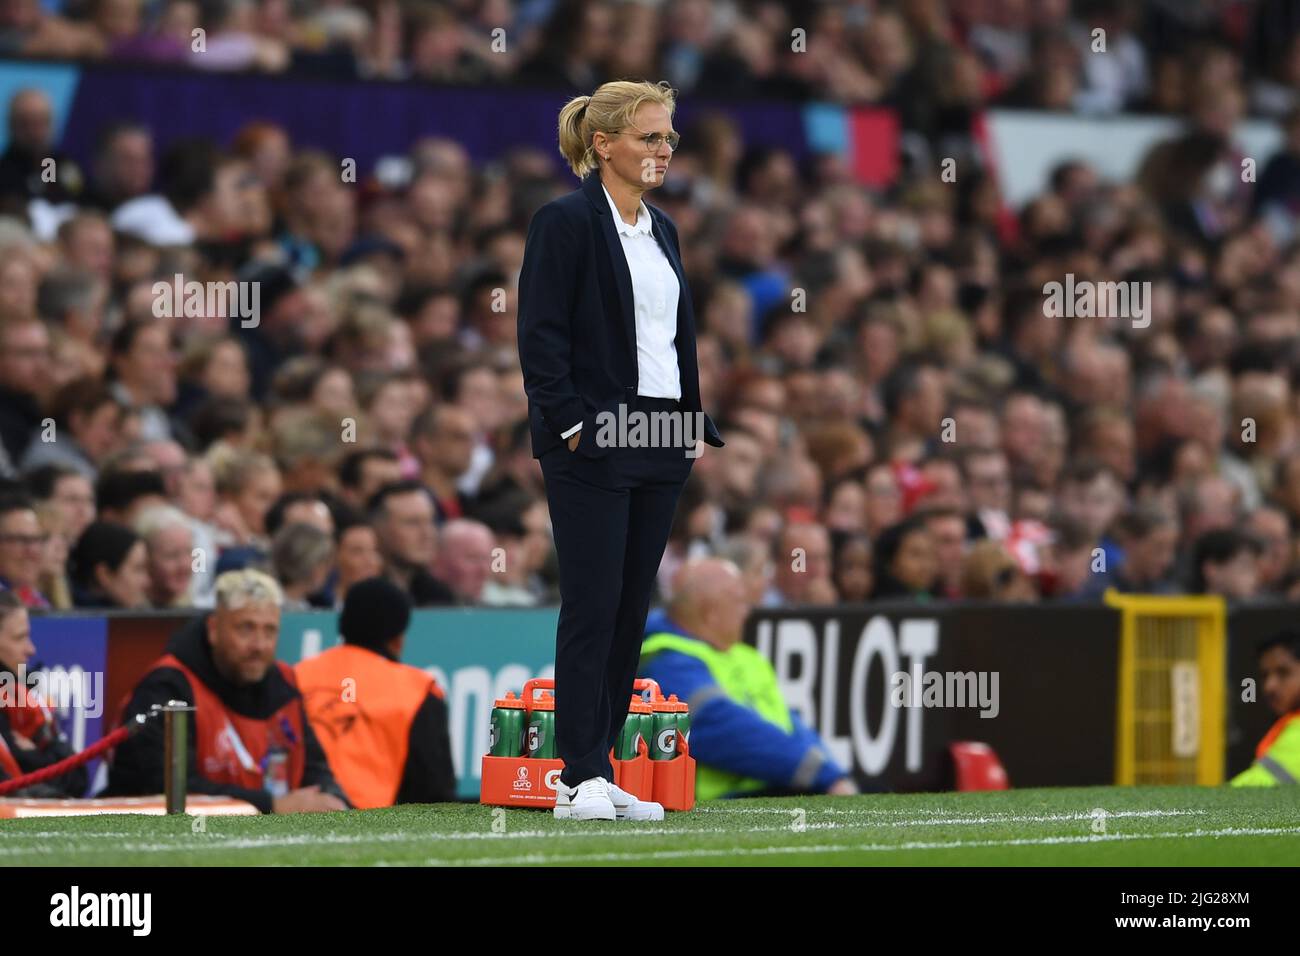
[
  {"left": 696, "top": 807, "right": 1207, "bottom": 821},
  {"left": 0, "top": 825, "right": 839, "bottom": 854},
  {"left": 388, "top": 825, "right": 1300, "bottom": 866},
  {"left": 0, "top": 809, "right": 1253, "bottom": 858},
  {"left": 0, "top": 807, "right": 1206, "bottom": 844}
]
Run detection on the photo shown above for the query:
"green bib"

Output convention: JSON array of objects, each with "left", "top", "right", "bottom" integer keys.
[{"left": 641, "top": 632, "right": 793, "bottom": 800}]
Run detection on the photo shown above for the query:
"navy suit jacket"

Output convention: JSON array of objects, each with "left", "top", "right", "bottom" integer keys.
[{"left": 517, "top": 169, "right": 725, "bottom": 459}]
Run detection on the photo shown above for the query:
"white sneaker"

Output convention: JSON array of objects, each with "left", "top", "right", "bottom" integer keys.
[
  {"left": 607, "top": 781, "right": 665, "bottom": 821},
  {"left": 553, "top": 776, "right": 616, "bottom": 821}
]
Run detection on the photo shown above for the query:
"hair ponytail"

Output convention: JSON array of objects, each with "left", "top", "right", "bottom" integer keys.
[{"left": 557, "top": 94, "right": 595, "bottom": 178}]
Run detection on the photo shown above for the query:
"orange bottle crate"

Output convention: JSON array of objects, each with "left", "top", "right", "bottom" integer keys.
[{"left": 479, "top": 677, "right": 696, "bottom": 811}]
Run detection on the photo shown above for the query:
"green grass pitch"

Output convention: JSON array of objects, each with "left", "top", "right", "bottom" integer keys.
[{"left": 3, "top": 786, "right": 1297, "bottom": 866}]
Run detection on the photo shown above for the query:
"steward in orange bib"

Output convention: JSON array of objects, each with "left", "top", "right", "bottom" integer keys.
[
  {"left": 295, "top": 576, "right": 455, "bottom": 807},
  {"left": 105, "top": 569, "right": 351, "bottom": 813}
]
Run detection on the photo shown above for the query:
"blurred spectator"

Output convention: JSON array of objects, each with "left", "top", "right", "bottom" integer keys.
[
  {"left": 761, "top": 521, "right": 833, "bottom": 607},
  {"left": 265, "top": 491, "right": 334, "bottom": 538},
  {"left": 0, "top": 88, "right": 86, "bottom": 212},
  {"left": 716, "top": 534, "right": 773, "bottom": 608},
  {"left": 67, "top": 520, "right": 150, "bottom": 608},
  {"left": 271, "top": 522, "right": 334, "bottom": 610},
  {"left": 95, "top": 467, "right": 166, "bottom": 525},
  {"left": 31, "top": 494, "right": 73, "bottom": 610},
  {"left": 830, "top": 529, "right": 873, "bottom": 602},
  {"left": 0, "top": 496, "right": 50, "bottom": 608},
  {"left": 212, "top": 450, "right": 281, "bottom": 548},
  {"left": 410, "top": 404, "right": 474, "bottom": 521},
  {"left": 330, "top": 514, "right": 383, "bottom": 607},
  {"left": 108, "top": 320, "right": 179, "bottom": 443},
  {"left": 20, "top": 377, "right": 123, "bottom": 480},
  {"left": 921, "top": 506, "right": 968, "bottom": 599},
  {"left": 0, "top": 317, "right": 51, "bottom": 473},
  {"left": 1190, "top": 528, "right": 1263, "bottom": 601},
  {"left": 336, "top": 447, "right": 401, "bottom": 513},
  {"left": 1111, "top": 505, "right": 1179, "bottom": 594},
  {"left": 472, "top": 492, "right": 551, "bottom": 606},
  {"left": 871, "top": 514, "right": 938, "bottom": 601},
  {"left": 429, "top": 518, "right": 492, "bottom": 604},
  {"left": 133, "top": 504, "right": 195, "bottom": 607},
  {"left": 25, "top": 464, "right": 95, "bottom": 543},
  {"left": 1247, "top": 506, "right": 1292, "bottom": 594},
  {"left": 368, "top": 480, "right": 453, "bottom": 605}
]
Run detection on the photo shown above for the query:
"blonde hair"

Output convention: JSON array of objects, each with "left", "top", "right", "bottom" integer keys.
[
  {"left": 557, "top": 79, "right": 677, "bottom": 178},
  {"left": 214, "top": 568, "right": 283, "bottom": 610}
]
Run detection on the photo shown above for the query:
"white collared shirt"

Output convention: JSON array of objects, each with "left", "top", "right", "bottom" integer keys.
[{"left": 561, "top": 185, "right": 683, "bottom": 439}]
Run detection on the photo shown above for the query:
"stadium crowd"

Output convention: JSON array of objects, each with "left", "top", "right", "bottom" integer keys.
[
  {"left": 1, "top": 1, "right": 1300, "bottom": 120},
  {"left": 0, "top": 1, "right": 1300, "bottom": 616}
]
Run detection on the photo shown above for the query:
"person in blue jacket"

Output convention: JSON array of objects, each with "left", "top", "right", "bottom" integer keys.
[{"left": 638, "top": 556, "right": 857, "bottom": 799}]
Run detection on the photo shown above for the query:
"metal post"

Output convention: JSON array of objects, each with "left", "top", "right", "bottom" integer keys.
[{"left": 157, "top": 700, "right": 196, "bottom": 814}]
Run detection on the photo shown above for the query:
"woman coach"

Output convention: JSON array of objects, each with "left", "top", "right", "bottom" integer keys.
[{"left": 517, "top": 80, "right": 724, "bottom": 821}]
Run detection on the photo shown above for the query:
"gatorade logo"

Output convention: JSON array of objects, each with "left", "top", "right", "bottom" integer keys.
[
  {"left": 489, "top": 725, "right": 497, "bottom": 749},
  {"left": 656, "top": 728, "right": 677, "bottom": 753},
  {"left": 527, "top": 725, "right": 544, "bottom": 753},
  {"left": 545, "top": 769, "right": 562, "bottom": 791}
]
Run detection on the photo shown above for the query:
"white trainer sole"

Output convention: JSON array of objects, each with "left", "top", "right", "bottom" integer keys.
[
  {"left": 553, "top": 802, "right": 616, "bottom": 821},
  {"left": 614, "top": 804, "right": 665, "bottom": 821}
]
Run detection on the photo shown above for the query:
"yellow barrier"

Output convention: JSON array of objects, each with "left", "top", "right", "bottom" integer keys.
[{"left": 1104, "top": 590, "right": 1227, "bottom": 785}]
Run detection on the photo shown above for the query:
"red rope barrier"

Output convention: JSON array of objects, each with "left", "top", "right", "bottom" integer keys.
[{"left": 0, "top": 717, "right": 142, "bottom": 797}]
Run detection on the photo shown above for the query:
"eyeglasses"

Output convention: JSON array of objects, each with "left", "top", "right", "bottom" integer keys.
[
  {"left": 0, "top": 533, "right": 49, "bottom": 548},
  {"left": 623, "top": 128, "right": 680, "bottom": 153}
]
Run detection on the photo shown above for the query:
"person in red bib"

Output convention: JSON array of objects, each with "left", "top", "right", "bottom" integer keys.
[
  {"left": 0, "top": 591, "right": 86, "bottom": 796},
  {"left": 105, "top": 569, "right": 350, "bottom": 813},
  {"left": 296, "top": 576, "right": 456, "bottom": 808}
]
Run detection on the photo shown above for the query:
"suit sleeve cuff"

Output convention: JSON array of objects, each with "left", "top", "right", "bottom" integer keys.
[{"left": 560, "top": 422, "right": 583, "bottom": 440}]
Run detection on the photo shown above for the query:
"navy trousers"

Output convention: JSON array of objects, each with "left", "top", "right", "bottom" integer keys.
[{"left": 539, "top": 396, "right": 695, "bottom": 788}]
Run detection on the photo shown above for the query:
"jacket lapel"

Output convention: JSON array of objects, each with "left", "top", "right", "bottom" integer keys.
[{"left": 582, "top": 171, "right": 638, "bottom": 362}]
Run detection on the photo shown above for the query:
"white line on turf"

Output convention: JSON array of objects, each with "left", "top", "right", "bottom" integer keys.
[
  {"left": 380, "top": 824, "right": 1300, "bottom": 866},
  {"left": 695, "top": 808, "right": 1207, "bottom": 821},
  {"left": 0, "top": 807, "right": 1207, "bottom": 844},
  {"left": 0, "top": 808, "right": 1240, "bottom": 857}
]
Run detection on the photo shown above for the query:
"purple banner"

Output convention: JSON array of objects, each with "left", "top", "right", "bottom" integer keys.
[{"left": 56, "top": 63, "right": 810, "bottom": 178}]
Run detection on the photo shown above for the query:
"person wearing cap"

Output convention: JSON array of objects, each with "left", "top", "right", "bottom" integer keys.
[
  {"left": 294, "top": 576, "right": 456, "bottom": 807},
  {"left": 105, "top": 569, "right": 351, "bottom": 814}
]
